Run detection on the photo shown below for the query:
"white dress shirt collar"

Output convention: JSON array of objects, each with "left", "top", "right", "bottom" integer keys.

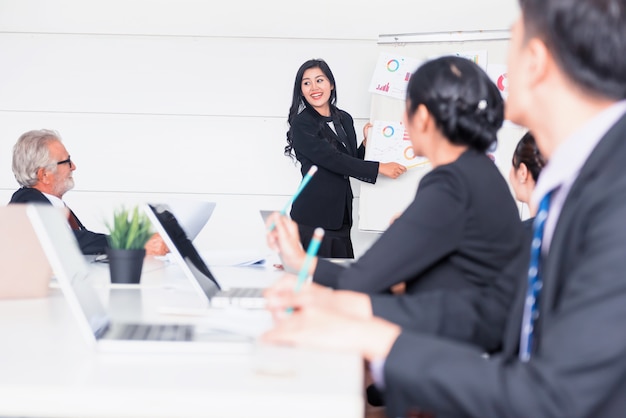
[{"left": 41, "top": 192, "right": 66, "bottom": 209}]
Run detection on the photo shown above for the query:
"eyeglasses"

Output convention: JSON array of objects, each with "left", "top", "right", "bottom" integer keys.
[{"left": 56, "top": 156, "right": 73, "bottom": 167}]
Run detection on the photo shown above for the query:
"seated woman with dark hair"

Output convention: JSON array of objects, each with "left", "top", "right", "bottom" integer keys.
[{"left": 509, "top": 131, "right": 547, "bottom": 223}]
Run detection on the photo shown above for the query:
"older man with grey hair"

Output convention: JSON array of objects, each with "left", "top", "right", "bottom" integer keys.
[
  {"left": 9, "top": 129, "right": 167, "bottom": 255},
  {"left": 9, "top": 129, "right": 108, "bottom": 254}
]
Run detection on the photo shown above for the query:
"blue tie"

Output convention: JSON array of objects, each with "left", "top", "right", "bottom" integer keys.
[{"left": 519, "top": 192, "right": 552, "bottom": 361}]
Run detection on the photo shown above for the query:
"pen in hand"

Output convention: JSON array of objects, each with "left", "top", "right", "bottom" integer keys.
[
  {"left": 268, "top": 165, "right": 318, "bottom": 232},
  {"left": 286, "top": 227, "right": 325, "bottom": 314}
]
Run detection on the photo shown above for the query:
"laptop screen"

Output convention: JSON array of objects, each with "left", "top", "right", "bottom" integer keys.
[
  {"left": 145, "top": 204, "right": 222, "bottom": 300},
  {"left": 0, "top": 205, "right": 52, "bottom": 300},
  {"left": 26, "top": 204, "right": 111, "bottom": 345}
]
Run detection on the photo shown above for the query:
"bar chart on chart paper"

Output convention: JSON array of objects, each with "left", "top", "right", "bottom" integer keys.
[{"left": 368, "top": 52, "right": 421, "bottom": 101}]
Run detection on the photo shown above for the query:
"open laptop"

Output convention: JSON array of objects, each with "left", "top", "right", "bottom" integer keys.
[
  {"left": 0, "top": 205, "right": 52, "bottom": 299},
  {"left": 167, "top": 200, "right": 216, "bottom": 240},
  {"left": 145, "top": 203, "right": 266, "bottom": 309},
  {"left": 26, "top": 204, "right": 260, "bottom": 353}
]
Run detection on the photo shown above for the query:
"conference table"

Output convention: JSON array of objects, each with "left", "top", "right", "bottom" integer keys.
[{"left": 0, "top": 255, "right": 364, "bottom": 418}]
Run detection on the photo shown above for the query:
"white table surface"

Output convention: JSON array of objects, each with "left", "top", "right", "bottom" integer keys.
[{"left": 0, "top": 256, "right": 364, "bottom": 418}]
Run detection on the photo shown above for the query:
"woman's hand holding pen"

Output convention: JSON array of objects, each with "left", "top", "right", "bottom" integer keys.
[
  {"left": 262, "top": 286, "right": 400, "bottom": 361},
  {"left": 262, "top": 240, "right": 397, "bottom": 359},
  {"left": 264, "top": 274, "right": 374, "bottom": 321},
  {"left": 266, "top": 212, "right": 310, "bottom": 273},
  {"left": 379, "top": 162, "right": 407, "bottom": 179},
  {"left": 264, "top": 274, "right": 332, "bottom": 320}
]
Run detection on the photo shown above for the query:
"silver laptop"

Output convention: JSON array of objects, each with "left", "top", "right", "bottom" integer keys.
[
  {"left": 145, "top": 203, "right": 266, "bottom": 309},
  {"left": 26, "top": 204, "right": 259, "bottom": 353}
]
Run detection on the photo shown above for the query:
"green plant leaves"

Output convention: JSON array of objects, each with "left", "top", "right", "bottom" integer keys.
[{"left": 105, "top": 206, "right": 153, "bottom": 250}]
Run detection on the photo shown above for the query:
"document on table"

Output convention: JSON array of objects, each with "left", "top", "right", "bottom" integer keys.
[
  {"left": 200, "top": 249, "right": 268, "bottom": 267},
  {"left": 161, "top": 248, "right": 268, "bottom": 267}
]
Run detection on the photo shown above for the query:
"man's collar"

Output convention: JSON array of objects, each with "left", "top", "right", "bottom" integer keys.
[
  {"left": 532, "top": 100, "right": 626, "bottom": 206},
  {"left": 40, "top": 191, "right": 65, "bottom": 208}
]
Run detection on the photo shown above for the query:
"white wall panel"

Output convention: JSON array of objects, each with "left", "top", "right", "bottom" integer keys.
[
  {"left": 0, "top": 111, "right": 376, "bottom": 195},
  {"left": 0, "top": 1, "right": 519, "bottom": 39},
  {"left": 0, "top": 112, "right": 305, "bottom": 194},
  {"left": 0, "top": 34, "right": 377, "bottom": 118}
]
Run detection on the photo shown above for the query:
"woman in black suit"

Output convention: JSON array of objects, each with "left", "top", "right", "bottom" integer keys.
[
  {"left": 269, "top": 55, "right": 524, "bottom": 295},
  {"left": 284, "top": 59, "right": 406, "bottom": 258}
]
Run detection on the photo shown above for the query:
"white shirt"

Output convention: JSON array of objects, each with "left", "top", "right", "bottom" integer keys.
[
  {"left": 41, "top": 192, "right": 65, "bottom": 209},
  {"left": 41, "top": 192, "right": 74, "bottom": 230}
]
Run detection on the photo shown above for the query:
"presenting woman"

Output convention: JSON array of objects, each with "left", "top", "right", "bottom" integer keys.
[{"left": 284, "top": 59, "right": 406, "bottom": 259}]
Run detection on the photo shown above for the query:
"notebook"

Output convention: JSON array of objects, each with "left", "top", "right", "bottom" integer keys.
[
  {"left": 26, "top": 204, "right": 261, "bottom": 353},
  {"left": 0, "top": 205, "right": 52, "bottom": 299},
  {"left": 145, "top": 203, "right": 266, "bottom": 309}
]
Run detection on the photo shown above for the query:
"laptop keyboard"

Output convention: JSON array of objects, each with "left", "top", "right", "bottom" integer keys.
[
  {"left": 223, "top": 287, "right": 264, "bottom": 298},
  {"left": 120, "top": 323, "right": 194, "bottom": 341}
]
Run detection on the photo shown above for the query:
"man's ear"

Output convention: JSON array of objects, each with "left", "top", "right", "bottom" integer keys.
[
  {"left": 525, "top": 38, "right": 551, "bottom": 89},
  {"left": 36, "top": 167, "right": 49, "bottom": 184}
]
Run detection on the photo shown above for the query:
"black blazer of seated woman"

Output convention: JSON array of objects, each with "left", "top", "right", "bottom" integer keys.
[{"left": 313, "top": 148, "right": 524, "bottom": 294}]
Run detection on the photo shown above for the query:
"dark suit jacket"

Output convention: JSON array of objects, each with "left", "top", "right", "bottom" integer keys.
[
  {"left": 382, "top": 114, "right": 626, "bottom": 418},
  {"left": 9, "top": 187, "right": 108, "bottom": 255},
  {"left": 289, "top": 106, "right": 379, "bottom": 230},
  {"left": 314, "top": 149, "right": 524, "bottom": 295},
  {"left": 369, "top": 220, "right": 532, "bottom": 354}
]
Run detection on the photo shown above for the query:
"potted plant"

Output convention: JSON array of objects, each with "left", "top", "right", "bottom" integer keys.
[{"left": 105, "top": 206, "right": 153, "bottom": 284}]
